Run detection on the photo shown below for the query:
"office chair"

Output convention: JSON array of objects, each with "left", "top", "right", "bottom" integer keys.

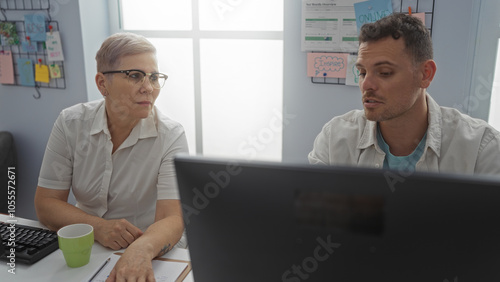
[{"left": 0, "top": 132, "right": 17, "bottom": 214}]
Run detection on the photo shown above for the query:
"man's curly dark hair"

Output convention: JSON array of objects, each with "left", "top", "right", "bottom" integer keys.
[{"left": 359, "top": 13, "right": 433, "bottom": 66}]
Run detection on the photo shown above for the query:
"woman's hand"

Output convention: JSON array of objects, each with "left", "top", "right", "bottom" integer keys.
[
  {"left": 94, "top": 218, "right": 143, "bottom": 250},
  {"left": 105, "top": 244, "right": 156, "bottom": 282}
]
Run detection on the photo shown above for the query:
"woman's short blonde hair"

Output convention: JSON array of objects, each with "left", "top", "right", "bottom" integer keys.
[{"left": 95, "top": 32, "right": 156, "bottom": 72}]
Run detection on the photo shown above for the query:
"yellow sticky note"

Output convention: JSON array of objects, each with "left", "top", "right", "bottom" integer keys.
[
  {"left": 49, "top": 64, "right": 61, "bottom": 78},
  {"left": 35, "top": 64, "right": 50, "bottom": 83}
]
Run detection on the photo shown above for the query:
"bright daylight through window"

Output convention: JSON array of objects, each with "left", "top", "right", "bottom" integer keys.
[
  {"left": 488, "top": 38, "right": 500, "bottom": 131},
  {"left": 118, "top": 0, "right": 284, "bottom": 161}
]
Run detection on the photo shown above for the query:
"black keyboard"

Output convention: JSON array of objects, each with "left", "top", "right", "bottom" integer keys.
[{"left": 0, "top": 221, "right": 59, "bottom": 264}]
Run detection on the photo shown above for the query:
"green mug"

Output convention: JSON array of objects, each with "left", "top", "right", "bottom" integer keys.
[{"left": 57, "top": 223, "right": 94, "bottom": 268}]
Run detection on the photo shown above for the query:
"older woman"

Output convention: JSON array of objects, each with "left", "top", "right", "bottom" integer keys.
[{"left": 34, "top": 32, "right": 188, "bottom": 281}]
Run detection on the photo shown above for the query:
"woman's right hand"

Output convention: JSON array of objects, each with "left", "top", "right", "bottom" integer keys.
[{"left": 94, "top": 218, "right": 144, "bottom": 250}]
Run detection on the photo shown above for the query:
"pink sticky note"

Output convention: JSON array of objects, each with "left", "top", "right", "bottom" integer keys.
[
  {"left": 0, "top": 51, "right": 15, "bottom": 84},
  {"left": 307, "top": 53, "right": 348, "bottom": 78},
  {"left": 412, "top": 13, "right": 426, "bottom": 25}
]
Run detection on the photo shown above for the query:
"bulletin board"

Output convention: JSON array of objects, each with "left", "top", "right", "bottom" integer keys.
[
  {"left": 304, "top": 0, "right": 436, "bottom": 85},
  {"left": 0, "top": 0, "right": 66, "bottom": 99}
]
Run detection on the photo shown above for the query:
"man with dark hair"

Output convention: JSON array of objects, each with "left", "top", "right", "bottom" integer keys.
[{"left": 308, "top": 13, "right": 500, "bottom": 175}]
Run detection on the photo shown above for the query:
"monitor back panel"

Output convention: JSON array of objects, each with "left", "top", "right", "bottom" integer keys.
[{"left": 175, "top": 156, "right": 500, "bottom": 282}]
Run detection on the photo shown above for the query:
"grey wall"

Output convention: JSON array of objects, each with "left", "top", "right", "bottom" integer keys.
[
  {"left": 283, "top": 1, "right": 361, "bottom": 163},
  {"left": 431, "top": 0, "right": 482, "bottom": 114},
  {"left": 0, "top": 0, "right": 108, "bottom": 220},
  {"left": 282, "top": 0, "right": 489, "bottom": 163}
]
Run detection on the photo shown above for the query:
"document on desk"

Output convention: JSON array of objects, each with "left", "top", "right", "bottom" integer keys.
[{"left": 84, "top": 253, "right": 191, "bottom": 282}]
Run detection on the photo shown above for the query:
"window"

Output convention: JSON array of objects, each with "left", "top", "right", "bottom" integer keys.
[
  {"left": 488, "top": 39, "right": 500, "bottom": 130},
  {"left": 113, "top": 0, "right": 284, "bottom": 161},
  {"left": 467, "top": 0, "right": 500, "bottom": 130}
]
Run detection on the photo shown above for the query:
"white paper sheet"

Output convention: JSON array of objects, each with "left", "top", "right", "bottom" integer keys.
[
  {"left": 301, "top": 0, "right": 360, "bottom": 52},
  {"left": 85, "top": 253, "right": 189, "bottom": 282}
]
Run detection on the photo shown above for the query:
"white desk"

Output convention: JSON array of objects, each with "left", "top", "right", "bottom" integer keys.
[{"left": 0, "top": 215, "right": 194, "bottom": 282}]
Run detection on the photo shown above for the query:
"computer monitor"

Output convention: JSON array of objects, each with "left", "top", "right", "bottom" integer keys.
[{"left": 174, "top": 155, "right": 500, "bottom": 282}]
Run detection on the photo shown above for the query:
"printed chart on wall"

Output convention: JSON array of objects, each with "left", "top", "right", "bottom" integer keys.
[
  {"left": 301, "top": 0, "right": 360, "bottom": 53},
  {"left": 301, "top": 0, "right": 395, "bottom": 52}
]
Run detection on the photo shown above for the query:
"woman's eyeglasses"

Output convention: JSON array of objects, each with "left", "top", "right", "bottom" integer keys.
[{"left": 102, "top": 69, "right": 168, "bottom": 89}]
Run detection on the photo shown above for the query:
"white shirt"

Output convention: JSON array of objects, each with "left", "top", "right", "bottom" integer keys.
[
  {"left": 38, "top": 99, "right": 189, "bottom": 232},
  {"left": 308, "top": 94, "right": 500, "bottom": 176}
]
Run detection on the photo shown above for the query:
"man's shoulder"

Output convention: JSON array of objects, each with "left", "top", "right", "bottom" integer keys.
[
  {"left": 317, "top": 109, "right": 369, "bottom": 140},
  {"left": 436, "top": 106, "right": 500, "bottom": 150},
  {"left": 440, "top": 106, "right": 498, "bottom": 133},
  {"left": 324, "top": 109, "right": 367, "bottom": 127}
]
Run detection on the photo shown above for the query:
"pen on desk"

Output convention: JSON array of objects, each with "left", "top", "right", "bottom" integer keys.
[{"left": 89, "top": 257, "right": 110, "bottom": 282}]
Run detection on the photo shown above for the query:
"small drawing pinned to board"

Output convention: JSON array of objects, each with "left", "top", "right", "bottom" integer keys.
[
  {"left": 0, "top": 51, "right": 15, "bottom": 84},
  {"left": 354, "top": 0, "right": 393, "bottom": 33},
  {"left": 307, "top": 53, "right": 348, "bottom": 78},
  {"left": 21, "top": 40, "right": 39, "bottom": 53},
  {"left": 46, "top": 31, "right": 65, "bottom": 61},
  {"left": 17, "top": 58, "right": 35, "bottom": 86},
  {"left": 24, "top": 14, "right": 47, "bottom": 42},
  {"left": 0, "top": 22, "right": 20, "bottom": 45},
  {"left": 345, "top": 54, "right": 360, "bottom": 86},
  {"left": 49, "top": 64, "right": 62, "bottom": 79}
]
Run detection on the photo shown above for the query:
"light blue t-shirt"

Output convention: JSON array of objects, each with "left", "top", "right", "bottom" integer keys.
[{"left": 377, "top": 125, "right": 427, "bottom": 172}]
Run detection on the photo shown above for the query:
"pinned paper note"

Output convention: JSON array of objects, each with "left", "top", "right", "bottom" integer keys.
[
  {"left": 354, "top": 0, "right": 393, "bottom": 33},
  {"left": 49, "top": 64, "right": 62, "bottom": 78},
  {"left": 17, "top": 58, "right": 36, "bottom": 86},
  {"left": 0, "top": 22, "right": 20, "bottom": 46},
  {"left": 411, "top": 12, "right": 426, "bottom": 25},
  {"left": 307, "top": 53, "right": 348, "bottom": 78},
  {"left": 21, "top": 40, "right": 39, "bottom": 53},
  {"left": 35, "top": 63, "right": 50, "bottom": 83},
  {"left": 345, "top": 54, "right": 360, "bottom": 86},
  {"left": 46, "top": 31, "right": 64, "bottom": 61},
  {"left": 24, "top": 14, "right": 47, "bottom": 42},
  {"left": 0, "top": 51, "right": 15, "bottom": 84}
]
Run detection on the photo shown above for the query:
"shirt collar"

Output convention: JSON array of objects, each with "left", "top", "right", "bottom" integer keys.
[
  {"left": 356, "top": 92, "right": 441, "bottom": 156},
  {"left": 358, "top": 118, "right": 378, "bottom": 150},
  {"left": 137, "top": 109, "right": 158, "bottom": 140},
  {"left": 424, "top": 93, "right": 442, "bottom": 157},
  {"left": 119, "top": 112, "right": 158, "bottom": 150},
  {"left": 90, "top": 100, "right": 109, "bottom": 136}
]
